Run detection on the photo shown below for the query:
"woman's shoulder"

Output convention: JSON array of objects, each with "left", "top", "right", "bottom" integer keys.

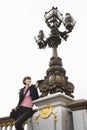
[
  {"left": 19, "top": 87, "right": 25, "bottom": 94},
  {"left": 30, "top": 84, "right": 35, "bottom": 89}
]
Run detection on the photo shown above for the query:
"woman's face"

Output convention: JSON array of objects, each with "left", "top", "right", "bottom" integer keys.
[{"left": 25, "top": 79, "right": 31, "bottom": 86}]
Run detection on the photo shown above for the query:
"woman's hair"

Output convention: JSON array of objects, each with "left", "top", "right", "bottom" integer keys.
[{"left": 23, "top": 76, "right": 31, "bottom": 85}]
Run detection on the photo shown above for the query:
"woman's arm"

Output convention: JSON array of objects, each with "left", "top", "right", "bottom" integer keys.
[
  {"left": 35, "top": 82, "right": 39, "bottom": 88},
  {"left": 35, "top": 80, "right": 44, "bottom": 88}
]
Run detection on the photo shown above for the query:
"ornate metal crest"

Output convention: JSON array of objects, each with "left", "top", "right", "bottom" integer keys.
[{"left": 39, "top": 105, "right": 53, "bottom": 118}]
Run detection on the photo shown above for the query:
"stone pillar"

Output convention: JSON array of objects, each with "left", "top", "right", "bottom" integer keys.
[
  {"left": 68, "top": 99, "right": 87, "bottom": 130},
  {"left": 32, "top": 93, "right": 74, "bottom": 130},
  {"left": 27, "top": 118, "right": 33, "bottom": 130}
]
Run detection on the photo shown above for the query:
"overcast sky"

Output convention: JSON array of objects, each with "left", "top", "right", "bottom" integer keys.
[{"left": 0, "top": 0, "right": 87, "bottom": 117}]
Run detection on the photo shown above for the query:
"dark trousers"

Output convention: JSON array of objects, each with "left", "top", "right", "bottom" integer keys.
[{"left": 15, "top": 106, "right": 33, "bottom": 130}]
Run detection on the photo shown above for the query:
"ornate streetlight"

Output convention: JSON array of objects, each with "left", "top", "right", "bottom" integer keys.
[{"left": 35, "top": 7, "right": 76, "bottom": 98}]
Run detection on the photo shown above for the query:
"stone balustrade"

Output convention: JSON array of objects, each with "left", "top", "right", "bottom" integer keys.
[
  {"left": 0, "top": 93, "right": 87, "bottom": 130},
  {"left": 0, "top": 116, "right": 30, "bottom": 130}
]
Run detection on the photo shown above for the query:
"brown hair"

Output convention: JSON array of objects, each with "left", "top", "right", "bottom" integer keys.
[{"left": 23, "top": 76, "right": 31, "bottom": 85}]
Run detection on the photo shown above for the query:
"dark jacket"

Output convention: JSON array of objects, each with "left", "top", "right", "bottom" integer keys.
[{"left": 17, "top": 85, "right": 39, "bottom": 107}]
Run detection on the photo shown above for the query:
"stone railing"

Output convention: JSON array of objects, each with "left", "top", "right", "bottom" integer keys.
[
  {"left": 0, "top": 116, "right": 30, "bottom": 130},
  {"left": 0, "top": 93, "right": 87, "bottom": 130},
  {"left": 0, "top": 117, "right": 15, "bottom": 130}
]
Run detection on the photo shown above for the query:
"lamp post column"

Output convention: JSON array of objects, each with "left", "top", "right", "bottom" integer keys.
[
  {"left": 35, "top": 6, "right": 76, "bottom": 98},
  {"left": 52, "top": 46, "right": 58, "bottom": 57}
]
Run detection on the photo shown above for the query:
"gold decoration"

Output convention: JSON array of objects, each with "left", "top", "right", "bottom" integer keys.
[
  {"left": 34, "top": 105, "right": 58, "bottom": 124},
  {"left": 53, "top": 113, "right": 58, "bottom": 122},
  {"left": 2, "top": 122, "right": 6, "bottom": 126},
  {"left": 7, "top": 122, "right": 12, "bottom": 126},
  {"left": 0, "top": 118, "right": 30, "bottom": 127},
  {"left": 39, "top": 105, "right": 53, "bottom": 119},
  {"left": 12, "top": 121, "right": 15, "bottom": 125},
  {"left": 35, "top": 116, "right": 39, "bottom": 124}
]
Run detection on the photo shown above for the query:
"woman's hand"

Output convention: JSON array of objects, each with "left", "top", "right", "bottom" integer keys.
[{"left": 35, "top": 82, "right": 39, "bottom": 88}]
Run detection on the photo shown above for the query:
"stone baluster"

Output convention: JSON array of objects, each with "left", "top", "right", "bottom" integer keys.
[{"left": 0, "top": 117, "right": 30, "bottom": 130}]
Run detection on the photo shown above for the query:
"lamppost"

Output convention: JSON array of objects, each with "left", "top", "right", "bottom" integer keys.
[{"left": 35, "top": 7, "right": 76, "bottom": 98}]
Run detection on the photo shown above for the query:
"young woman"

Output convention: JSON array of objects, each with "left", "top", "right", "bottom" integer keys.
[{"left": 11, "top": 76, "right": 39, "bottom": 130}]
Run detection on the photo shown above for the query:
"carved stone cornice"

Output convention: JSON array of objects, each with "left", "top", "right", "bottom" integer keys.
[{"left": 67, "top": 99, "right": 87, "bottom": 110}]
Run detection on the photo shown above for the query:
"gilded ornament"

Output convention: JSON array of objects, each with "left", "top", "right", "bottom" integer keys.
[
  {"left": 35, "top": 116, "right": 39, "bottom": 124},
  {"left": 7, "top": 122, "right": 12, "bottom": 126},
  {"left": 53, "top": 113, "right": 58, "bottom": 122},
  {"left": 39, "top": 105, "right": 53, "bottom": 118}
]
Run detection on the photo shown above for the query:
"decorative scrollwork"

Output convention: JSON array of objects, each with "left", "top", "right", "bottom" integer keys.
[
  {"left": 34, "top": 105, "right": 58, "bottom": 124},
  {"left": 39, "top": 105, "right": 53, "bottom": 118}
]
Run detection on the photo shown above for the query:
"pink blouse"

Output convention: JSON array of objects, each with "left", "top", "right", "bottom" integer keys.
[{"left": 20, "top": 87, "right": 33, "bottom": 107}]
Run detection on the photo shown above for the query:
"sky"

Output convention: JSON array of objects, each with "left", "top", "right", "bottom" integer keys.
[{"left": 0, "top": 0, "right": 87, "bottom": 117}]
